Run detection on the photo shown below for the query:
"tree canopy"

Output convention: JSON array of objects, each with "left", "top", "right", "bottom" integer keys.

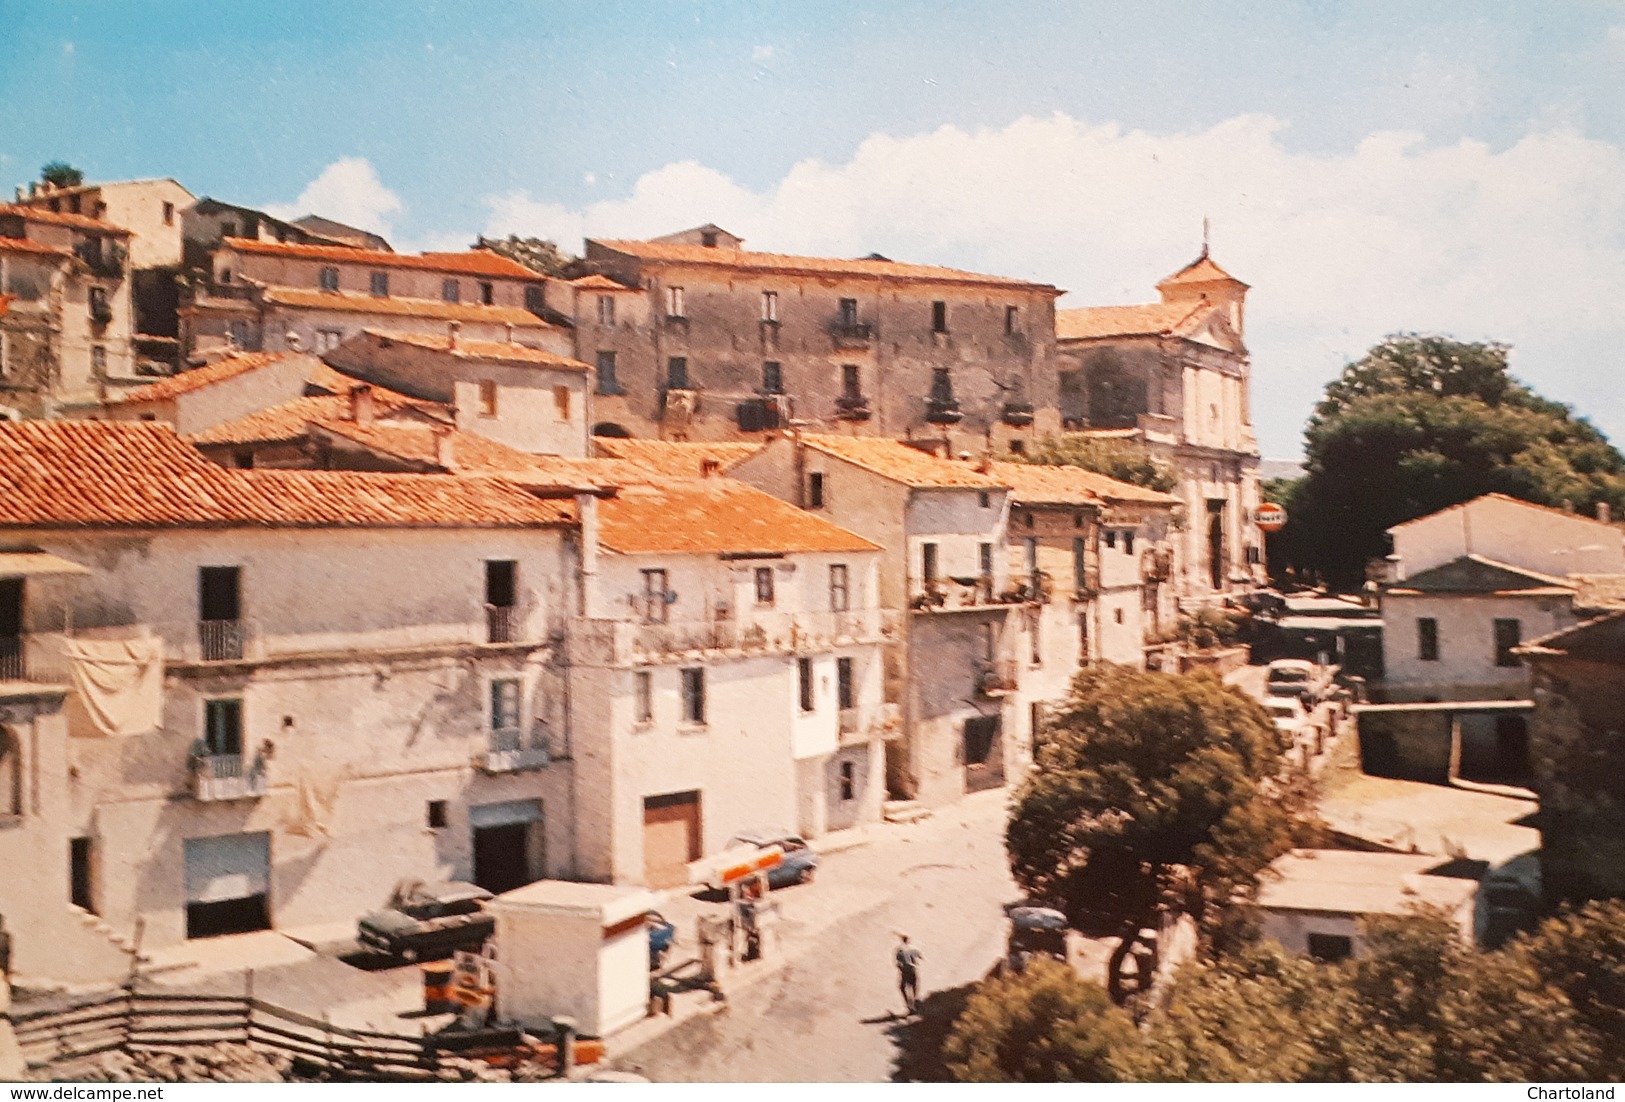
[
  {"left": 942, "top": 957, "right": 1136, "bottom": 1082},
  {"left": 1276, "top": 335, "right": 1625, "bottom": 586},
  {"left": 40, "top": 161, "right": 83, "bottom": 188},
  {"left": 1006, "top": 665, "right": 1313, "bottom": 1000},
  {"left": 475, "top": 234, "right": 581, "bottom": 278},
  {"left": 1004, "top": 434, "right": 1178, "bottom": 493}
]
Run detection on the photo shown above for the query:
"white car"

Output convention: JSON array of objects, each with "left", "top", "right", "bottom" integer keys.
[{"left": 1265, "top": 696, "right": 1308, "bottom": 736}]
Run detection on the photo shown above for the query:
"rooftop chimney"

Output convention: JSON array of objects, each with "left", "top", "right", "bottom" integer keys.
[
  {"left": 434, "top": 424, "right": 455, "bottom": 470},
  {"left": 1600, "top": 501, "right": 1613, "bottom": 525},
  {"left": 700, "top": 457, "right": 720, "bottom": 478},
  {"left": 447, "top": 320, "right": 462, "bottom": 351},
  {"left": 349, "top": 384, "right": 375, "bottom": 426},
  {"left": 504, "top": 322, "right": 515, "bottom": 344}
]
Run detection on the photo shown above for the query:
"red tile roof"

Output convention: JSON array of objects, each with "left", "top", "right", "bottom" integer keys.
[
  {"left": 188, "top": 392, "right": 446, "bottom": 446},
  {"left": 0, "top": 203, "right": 131, "bottom": 236},
  {"left": 262, "top": 288, "right": 551, "bottom": 328},
  {"left": 569, "top": 274, "right": 640, "bottom": 292},
  {"left": 1055, "top": 301, "right": 1209, "bottom": 341},
  {"left": 989, "top": 460, "right": 1181, "bottom": 507},
  {"left": 223, "top": 238, "right": 538, "bottom": 278},
  {"left": 360, "top": 328, "right": 588, "bottom": 370},
  {"left": 589, "top": 239, "right": 1059, "bottom": 294},
  {"left": 0, "top": 237, "right": 72, "bottom": 259},
  {"left": 118, "top": 352, "right": 293, "bottom": 404},
  {"left": 596, "top": 479, "right": 879, "bottom": 555},
  {"left": 1157, "top": 251, "right": 1248, "bottom": 290},
  {"left": 0, "top": 420, "right": 570, "bottom": 529},
  {"left": 592, "top": 438, "right": 764, "bottom": 477},
  {"left": 797, "top": 433, "right": 1009, "bottom": 489}
]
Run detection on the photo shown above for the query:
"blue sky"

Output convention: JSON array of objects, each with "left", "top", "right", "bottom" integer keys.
[{"left": 4, "top": 2, "right": 1624, "bottom": 458}]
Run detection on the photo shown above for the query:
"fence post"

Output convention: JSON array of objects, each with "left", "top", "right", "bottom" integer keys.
[{"left": 243, "top": 969, "right": 254, "bottom": 1045}]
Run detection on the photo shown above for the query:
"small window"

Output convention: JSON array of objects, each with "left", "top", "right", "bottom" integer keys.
[
  {"left": 839, "top": 760, "right": 855, "bottom": 802},
  {"left": 642, "top": 569, "right": 670, "bottom": 624},
  {"left": 596, "top": 351, "right": 620, "bottom": 395},
  {"left": 701, "top": 230, "right": 718, "bottom": 247},
  {"left": 478, "top": 380, "right": 498, "bottom": 417},
  {"left": 219, "top": 267, "right": 233, "bottom": 284},
  {"left": 524, "top": 285, "right": 544, "bottom": 313},
  {"left": 1005, "top": 305, "right": 1018, "bottom": 334},
  {"left": 798, "top": 657, "right": 814, "bottom": 713},
  {"left": 980, "top": 542, "right": 994, "bottom": 581},
  {"left": 755, "top": 566, "right": 776, "bottom": 606},
  {"left": 1024, "top": 512, "right": 1035, "bottom": 529},
  {"left": 681, "top": 667, "right": 706, "bottom": 724},
  {"left": 221, "top": 221, "right": 237, "bottom": 238},
  {"left": 922, "top": 542, "right": 939, "bottom": 585},
  {"left": 1030, "top": 615, "right": 1042, "bottom": 666},
  {"left": 1104, "top": 530, "right": 1116, "bottom": 550},
  {"left": 761, "top": 291, "right": 779, "bottom": 322},
  {"left": 202, "top": 698, "right": 244, "bottom": 757},
  {"left": 931, "top": 300, "right": 947, "bottom": 333},
  {"left": 490, "top": 679, "right": 521, "bottom": 732},
  {"left": 667, "top": 357, "right": 689, "bottom": 389},
  {"left": 1494, "top": 619, "right": 1522, "bottom": 668},
  {"left": 477, "top": 281, "right": 494, "bottom": 305},
  {"left": 979, "top": 492, "right": 990, "bottom": 509},
  {"left": 1307, "top": 933, "right": 1353, "bottom": 963},
  {"left": 666, "top": 285, "right": 686, "bottom": 319},
  {"left": 162, "top": 201, "right": 175, "bottom": 226},
  {"left": 0, "top": 727, "right": 22, "bottom": 817},
  {"left": 841, "top": 364, "right": 861, "bottom": 398},
  {"left": 808, "top": 471, "right": 826, "bottom": 509},
  {"left": 91, "top": 346, "right": 106, "bottom": 372},
  {"left": 829, "top": 564, "right": 850, "bottom": 612},
  {"left": 837, "top": 657, "right": 855, "bottom": 711},
  {"left": 1009, "top": 439, "right": 1026, "bottom": 455},
  {"left": 553, "top": 385, "right": 572, "bottom": 421},
  {"left": 316, "top": 328, "right": 343, "bottom": 353},
  {"left": 1418, "top": 618, "right": 1439, "bottom": 662},
  {"left": 1073, "top": 538, "right": 1087, "bottom": 590},
  {"left": 762, "top": 361, "right": 783, "bottom": 394},
  {"left": 597, "top": 294, "right": 616, "bottom": 326},
  {"left": 634, "top": 670, "right": 653, "bottom": 724},
  {"left": 89, "top": 286, "right": 108, "bottom": 315},
  {"left": 442, "top": 278, "right": 460, "bottom": 303},
  {"left": 1124, "top": 531, "right": 1135, "bottom": 555},
  {"left": 427, "top": 800, "right": 448, "bottom": 829},
  {"left": 1114, "top": 608, "right": 1124, "bottom": 624},
  {"left": 319, "top": 266, "right": 339, "bottom": 292},
  {"left": 369, "top": 271, "right": 389, "bottom": 297},
  {"left": 839, "top": 298, "right": 859, "bottom": 327}
]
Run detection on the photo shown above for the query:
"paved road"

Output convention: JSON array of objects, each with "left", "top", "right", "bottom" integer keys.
[{"left": 614, "top": 790, "right": 1017, "bottom": 1082}]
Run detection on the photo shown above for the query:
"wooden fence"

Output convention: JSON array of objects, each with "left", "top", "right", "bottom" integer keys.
[{"left": 6, "top": 984, "right": 557, "bottom": 1081}]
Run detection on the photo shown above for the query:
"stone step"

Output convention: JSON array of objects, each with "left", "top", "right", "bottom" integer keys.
[{"left": 882, "top": 800, "right": 932, "bottom": 825}]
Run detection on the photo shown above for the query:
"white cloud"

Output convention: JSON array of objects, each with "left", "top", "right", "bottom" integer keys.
[
  {"left": 483, "top": 114, "right": 1625, "bottom": 455},
  {"left": 265, "top": 157, "right": 404, "bottom": 236},
  {"left": 752, "top": 44, "right": 774, "bottom": 64}
]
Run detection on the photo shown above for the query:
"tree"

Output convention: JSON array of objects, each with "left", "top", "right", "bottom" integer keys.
[
  {"left": 1005, "top": 434, "right": 1177, "bottom": 493},
  {"left": 1006, "top": 665, "right": 1310, "bottom": 1000},
  {"left": 1280, "top": 335, "right": 1625, "bottom": 586},
  {"left": 1513, "top": 900, "right": 1625, "bottom": 1079},
  {"left": 943, "top": 957, "right": 1137, "bottom": 1082},
  {"left": 40, "top": 161, "right": 83, "bottom": 188},
  {"left": 476, "top": 234, "right": 581, "bottom": 278}
]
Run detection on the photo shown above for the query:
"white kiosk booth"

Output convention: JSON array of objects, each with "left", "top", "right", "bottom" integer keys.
[{"left": 488, "top": 880, "right": 660, "bottom": 1038}]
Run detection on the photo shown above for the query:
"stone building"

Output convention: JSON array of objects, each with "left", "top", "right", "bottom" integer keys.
[
  {"left": 1055, "top": 250, "right": 1263, "bottom": 603},
  {"left": 570, "top": 225, "right": 1062, "bottom": 451},
  {"left": 0, "top": 204, "right": 138, "bottom": 415}
]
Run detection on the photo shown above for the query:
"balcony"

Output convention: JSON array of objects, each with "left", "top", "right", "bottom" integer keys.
[
  {"left": 924, "top": 397, "right": 963, "bottom": 425},
  {"left": 74, "top": 241, "right": 126, "bottom": 280},
  {"left": 479, "top": 726, "right": 555, "bottom": 773},
  {"left": 838, "top": 701, "right": 903, "bottom": 745},
  {"left": 1000, "top": 401, "right": 1036, "bottom": 428},
  {"left": 830, "top": 322, "right": 873, "bottom": 349},
  {"left": 486, "top": 604, "right": 517, "bottom": 644},
  {"left": 1142, "top": 548, "right": 1175, "bottom": 583},
  {"left": 198, "top": 619, "right": 247, "bottom": 661},
  {"left": 572, "top": 608, "right": 901, "bottom": 666},
  {"left": 976, "top": 660, "right": 1020, "bottom": 698},
  {"left": 910, "top": 578, "right": 1024, "bottom": 613},
  {"left": 0, "top": 633, "right": 70, "bottom": 688},
  {"left": 189, "top": 752, "right": 269, "bottom": 801},
  {"left": 1006, "top": 572, "right": 1053, "bottom": 605},
  {"left": 834, "top": 394, "right": 872, "bottom": 422}
]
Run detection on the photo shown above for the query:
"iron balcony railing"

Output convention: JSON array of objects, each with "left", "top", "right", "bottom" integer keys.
[
  {"left": 910, "top": 577, "right": 1026, "bottom": 613},
  {"left": 0, "top": 633, "right": 71, "bottom": 686},
  {"left": 198, "top": 619, "right": 247, "bottom": 661},
  {"left": 189, "top": 752, "right": 269, "bottom": 801},
  {"left": 485, "top": 604, "right": 517, "bottom": 644},
  {"left": 572, "top": 607, "right": 901, "bottom": 666}
]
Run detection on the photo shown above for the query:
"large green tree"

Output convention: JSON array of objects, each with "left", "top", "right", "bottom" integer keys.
[
  {"left": 1278, "top": 335, "right": 1625, "bottom": 586},
  {"left": 943, "top": 958, "right": 1137, "bottom": 1082},
  {"left": 1006, "top": 665, "right": 1312, "bottom": 1000}
]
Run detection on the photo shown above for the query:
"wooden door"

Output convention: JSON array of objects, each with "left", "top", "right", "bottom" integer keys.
[{"left": 643, "top": 791, "right": 701, "bottom": 889}]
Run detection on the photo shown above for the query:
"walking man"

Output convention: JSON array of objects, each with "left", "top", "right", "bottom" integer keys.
[{"left": 895, "top": 934, "right": 923, "bottom": 1016}]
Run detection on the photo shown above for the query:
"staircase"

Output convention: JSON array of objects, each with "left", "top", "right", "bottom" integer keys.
[
  {"left": 882, "top": 800, "right": 932, "bottom": 825},
  {"left": 13, "top": 907, "right": 143, "bottom": 986}
]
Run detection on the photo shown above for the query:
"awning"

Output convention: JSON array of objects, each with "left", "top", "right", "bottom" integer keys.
[{"left": 0, "top": 551, "right": 91, "bottom": 578}]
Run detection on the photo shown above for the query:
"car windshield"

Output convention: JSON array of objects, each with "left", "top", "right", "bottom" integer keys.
[{"left": 1270, "top": 669, "right": 1310, "bottom": 683}]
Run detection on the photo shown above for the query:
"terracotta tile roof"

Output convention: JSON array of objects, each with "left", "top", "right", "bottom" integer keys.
[
  {"left": 988, "top": 461, "right": 1179, "bottom": 508},
  {"left": 223, "top": 238, "right": 538, "bottom": 278},
  {"left": 118, "top": 352, "right": 292, "bottom": 404},
  {"left": 262, "top": 288, "right": 549, "bottom": 328},
  {"left": 0, "top": 203, "right": 131, "bottom": 236},
  {"left": 361, "top": 328, "right": 587, "bottom": 370},
  {"left": 1157, "top": 251, "right": 1247, "bottom": 290},
  {"left": 1517, "top": 608, "right": 1625, "bottom": 662},
  {"left": 797, "top": 433, "right": 1009, "bottom": 489},
  {"left": 596, "top": 479, "right": 879, "bottom": 555},
  {"left": 0, "top": 420, "right": 570, "bottom": 529},
  {"left": 0, "top": 237, "right": 71, "bottom": 259},
  {"left": 592, "top": 438, "right": 764, "bottom": 477},
  {"left": 588, "top": 239, "right": 1060, "bottom": 294},
  {"left": 189, "top": 392, "right": 446, "bottom": 446},
  {"left": 1387, "top": 493, "right": 1624, "bottom": 535},
  {"left": 570, "top": 274, "right": 639, "bottom": 292},
  {"left": 1055, "top": 301, "right": 1210, "bottom": 341}
]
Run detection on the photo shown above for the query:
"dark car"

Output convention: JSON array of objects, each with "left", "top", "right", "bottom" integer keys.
[
  {"left": 357, "top": 880, "right": 495, "bottom": 962},
  {"left": 726, "top": 831, "right": 818, "bottom": 888},
  {"left": 1003, "top": 906, "right": 1069, "bottom": 975},
  {"left": 647, "top": 911, "right": 677, "bottom": 970}
]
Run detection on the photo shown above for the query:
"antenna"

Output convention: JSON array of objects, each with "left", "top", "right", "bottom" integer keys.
[{"left": 1201, "top": 216, "right": 1210, "bottom": 257}]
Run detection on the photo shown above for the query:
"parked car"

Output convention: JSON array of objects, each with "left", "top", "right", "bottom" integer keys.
[
  {"left": 647, "top": 911, "right": 677, "bottom": 970},
  {"left": 1003, "top": 906, "right": 1070, "bottom": 975},
  {"left": 1266, "top": 659, "right": 1333, "bottom": 705},
  {"left": 357, "top": 880, "right": 495, "bottom": 962},
  {"left": 1265, "top": 696, "right": 1309, "bottom": 736},
  {"left": 725, "top": 830, "right": 819, "bottom": 888}
]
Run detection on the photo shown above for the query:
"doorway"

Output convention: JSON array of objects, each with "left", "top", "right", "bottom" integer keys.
[
  {"left": 183, "top": 832, "right": 271, "bottom": 939},
  {"left": 643, "top": 790, "right": 702, "bottom": 889},
  {"left": 1207, "top": 500, "right": 1226, "bottom": 590},
  {"left": 470, "top": 799, "right": 545, "bottom": 894},
  {"left": 964, "top": 714, "right": 1005, "bottom": 793}
]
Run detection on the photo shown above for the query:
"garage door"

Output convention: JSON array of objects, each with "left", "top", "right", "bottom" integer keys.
[
  {"left": 471, "top": 800, "right": 545, "bottom": 895},
  {"left": 183, "top": 832, "right": 271, "bottom": 939},
  {"left": 643, "top": 791, "right": 701, "bottom": 890}
]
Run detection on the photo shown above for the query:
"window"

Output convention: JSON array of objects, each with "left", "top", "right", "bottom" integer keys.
[
  {"left": 316, "top": 328, "right": 343, "bottom": 353},
  {"left": 369, "top": 271, "right": 389, "bottom": 297},
  {"left": 1494, "top": 619, "right": 1522, "bottom": 667},
  {"left": 0, "top": 727, "right": 20, "bottom": 817},
  {"left": 1124, "top": 531, "right": 1135, "bottom": 555},
  {"left": 478, "top": 380, "right": 498, "bottom": 417},
  {"left": 839, "top": 760, "right": 856, "bottom": 802},
  {"left": 1024, "top": 537, "right": 1039, "bottom": 580},
  {"left": 427, "top": 801, "right": 448, "bottom": 829},
  {"left": 755, "top": 566, "right": 776, "bottom": 606},
  {"left": 1418, "top": 618, "right": 1439, "bottom": 662},
  {"left": 1104, "top": 530, "right": 1117, "bottom": 550},
  {"left": 524, "top": 285, "right": 544, "bottom": 313},
  {"left": 762, "top": 361, "right": 783, "bottom": 394},
  {"left": 666, "top": 357, "right": 690, "bottom": 389},
  {"left": 838, "top": 298, "right": 859, "bottom": 327},
  {"left": 1079, "top": 613, "right": 1090, "bottom": 658},
  {"left": 923, "top": 542, "right": 940, "bottom": 586},
  {"left": 597, "top": 295, "right": 615, "bottom": 326},
  {"left": 1009, "top": 439, "right": 1026, "bottom": 455},
  {"left": 830, "top": 564, "right": 850, "bottom": 612},
  {"left": 837, "top": 657, "right": 855, "bottom": 711},
  {"left": 479, "top": 281, "right": 494, "bottom": 306},
  {"left": 553, "top": 385, "right": 572, "bottom": 421},
  {"left": 490, "top": 679, "right": 521, "bottom": 733},
  {"left": 219, "top": 267, "right": 233, "bottom": 285},
  {"left": 980, "top": 542, "right": 994, "bottom": 583},
  {"left": 1024, "top": 512, "right": 1035, "bottom": 529},
  {"left": 1005, "top": 305, "right": 1018, "bottom": 334},
  {"left": 701, "top": 230, "right": 718, "bottom": 247},
  {"left": 666, "top": 285, "right": 686, "bottom": 318},
  {"left": 931, "top": 300, "right": 947, "bottom": 333},
  {"left": 1114, "top": 608, "right": 1124, "bottom": 624},
  {"left": 841, "top": 364, "right": 861, "bottom": 398},
  {"left": 485, "top": 559, "right": 517, "bottom": 642},
  {"left": 442, "top": 278, "right": 460, "bottom": 303},
  {"left": 798, "top": 657, "right": 814, "bottom": 713},
  {"left": 808, "top": 471, "right": 826, "bottom": 509},
  {"left": 1030, "top": 613, "right": 1042, "bottom": 666},
  {"left": 1074, "top": 537, "right": 1088, "bottom": 591},
  {"left": 979, "top": 492, "right": 990, "bottom": 509},
  {"left": 761, "top": 291, "right": 779, "bottom": 322},
  {"left": 89, "top": 286, "right": 108, "bottom": 316},
  {"left": 595, "top": 351, "right": 620, "bottom": 395},
  {"left": 319, "top": 266, "right": 339, "bottom": 292},
  {"left": 1307, "top": 933, "right": 1353, "bottom": 964},
  {"left": 634, "top": 671, "right": 653, "bottom": 724},
  {"left": 162, "top": 201, "right": 175, "bottom": 226},
  {"left": 70, "top": 836, "right": 93, "bottom": 912},
  {"left": 221, "top": 221, "right": 237, "bottom": 238},
  {"left": 202, "top": 698, "right": 243, "bottom": 758},
  {"left": 91, "top": 346, "right": 106, "bottom": 373},
  {"left": 642, "top": 569, "right": 670, "bottom": 624},
  {"left": 681, "top": 668, "right": 706, "bottom": 724}
]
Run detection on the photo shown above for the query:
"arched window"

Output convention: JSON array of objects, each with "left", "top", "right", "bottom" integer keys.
[{"left": 0, "top": 727, "right": 20, "bottom": 817}]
